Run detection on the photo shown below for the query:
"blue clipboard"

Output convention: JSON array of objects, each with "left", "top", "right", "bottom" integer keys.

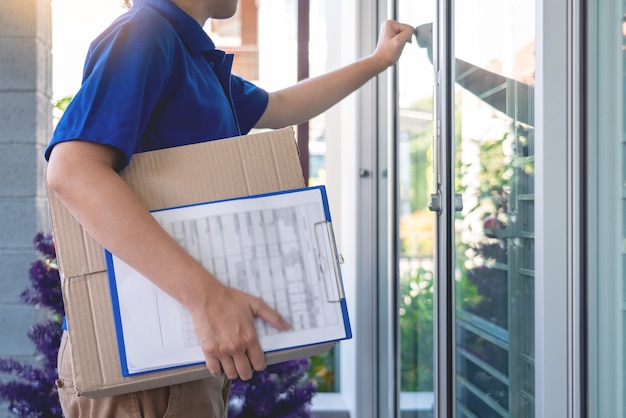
[{"left": 106, "top": 185, "right": 351, "bottom": 376}]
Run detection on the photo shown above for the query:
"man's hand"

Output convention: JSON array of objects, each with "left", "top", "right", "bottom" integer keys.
[
  {"left": 188, "top": 284, "right": 291, "bottom": 381},
  {"left": 371, "top": 20, "right": 415, "bottom": 69}
]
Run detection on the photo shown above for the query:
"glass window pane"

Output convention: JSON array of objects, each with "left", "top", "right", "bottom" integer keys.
[
  {"left": 397, "top": 2, "right": 437, "bottom": 416},
  {"left": 453, "top": 1, "right": 535, "bottom": 417},
  {"left": 258, "top": 0, "right": 340, "bottom": 392}
]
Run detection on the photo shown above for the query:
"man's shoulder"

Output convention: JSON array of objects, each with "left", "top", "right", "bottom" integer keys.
[
  {"left": 84, "top": 6, "right": 181, "bottom": 71},
  {"left": 91, "top": 5, "right": 177, "bottom": 51}
]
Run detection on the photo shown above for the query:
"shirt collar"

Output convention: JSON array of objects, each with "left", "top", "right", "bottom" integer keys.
[{"left": 133, "top": 0, "right": 216, "bottom": 54}]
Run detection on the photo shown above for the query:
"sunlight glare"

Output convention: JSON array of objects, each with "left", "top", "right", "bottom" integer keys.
[{"left": 52, "top": 0, "right": 126, "bottom": 100}]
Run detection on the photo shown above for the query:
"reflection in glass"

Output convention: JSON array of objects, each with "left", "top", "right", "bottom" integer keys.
[
  {"left": 397, "top": 2, "right": 437, "bottom": 416},
  {"left": 451, "top": 1, "right": 536, "bottom": 416}
]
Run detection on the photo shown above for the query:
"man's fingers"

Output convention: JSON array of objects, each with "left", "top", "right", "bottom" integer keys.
[
  {"left": 245, "top": 339, "right": 267, "bottom": 373},
  {"left": 197, "top": 288, "right": 293, "bottom": 380},
  {"left": 252, "top": 299, "right": 291, "bottom": 331},
  {"left": 206, "top": 356, "right": 223, "bottom": 378},
  {"left": 233, "top": 352, "right": 256, "bottom": 381},
  {"left": 389, "top": 20, "right": 415, "bottom": 43},
  {"left": 219, "top": 356, "right": 240, "bottom": 381}
]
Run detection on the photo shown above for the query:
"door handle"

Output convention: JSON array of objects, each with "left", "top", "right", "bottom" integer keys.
[
  {"left": 428, "top": 193, "right": 463, "bottom": 213},
  {"left": 454, "top": 193, "right": 463, "bottom": 212},
  {"left": 429, "top": 192, "right": 441, "bottom": 213}
]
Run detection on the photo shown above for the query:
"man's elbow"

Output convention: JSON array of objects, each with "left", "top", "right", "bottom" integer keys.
[
  {"left": 45, "top": 146, "right": 71, "bottom": 197},
  {"left": 255, "top": 92, "right": 300, "bottom": 129},
  {"left": 45, "top": 140, "right": 120, "bottom": 197}
]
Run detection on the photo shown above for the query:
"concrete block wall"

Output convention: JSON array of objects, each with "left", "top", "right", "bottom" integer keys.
[{"left": 0, "top": 0, "right": 53, "bottom": 415}]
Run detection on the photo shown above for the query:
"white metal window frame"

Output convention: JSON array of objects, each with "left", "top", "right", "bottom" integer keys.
[
  {"left": 585, "top": 0, "right": 624, "bottom": 416},
  {"left": 534, "top": 0, "right": 584, "bottom": 417},
  {"left": 318, "top": 0, "right": 587, "bottom": 416}
]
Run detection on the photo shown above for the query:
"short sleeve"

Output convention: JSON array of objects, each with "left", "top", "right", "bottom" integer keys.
[
  {"left": 230, "top": 75, "right": 269, "bottom": 134},
  {"left": 45, "top": 9, "right": 176, "bottom": 168}
]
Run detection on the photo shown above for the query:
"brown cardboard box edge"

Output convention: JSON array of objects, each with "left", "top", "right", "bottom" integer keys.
[{"left": 48, "top": 128, "right": 337, "bottom": 398}]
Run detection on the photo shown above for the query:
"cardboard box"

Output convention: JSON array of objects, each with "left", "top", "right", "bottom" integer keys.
[{"left": 47, "top": 128, "right": 337, "bottom": 398}]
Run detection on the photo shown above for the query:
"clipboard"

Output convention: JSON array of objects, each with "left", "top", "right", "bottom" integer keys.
[{"left": 105, "top": 185, "right": 351, "bottom": 376}]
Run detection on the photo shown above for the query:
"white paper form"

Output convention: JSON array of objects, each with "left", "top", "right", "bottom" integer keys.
[{"left": 106, "top": 186, "right": 351, "bottom": 375}]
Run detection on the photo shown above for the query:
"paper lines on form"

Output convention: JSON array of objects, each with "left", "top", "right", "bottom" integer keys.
[
  {"left": 108, "top": 187, "right": 350, "bottom": 374},
  {"left": 156, "top": 204, "right": 341, "bottom": 349}
]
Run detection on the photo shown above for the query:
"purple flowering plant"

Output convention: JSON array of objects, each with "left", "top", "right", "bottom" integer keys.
[
  {"left": 0, "top": 233, "right": 64, "bottom": 417},
  {"left": 228, "top": 357, "right": 317, "bottom": 418},
  {"left": 0, "top": 233, "right": 317, "bottom": 417}
]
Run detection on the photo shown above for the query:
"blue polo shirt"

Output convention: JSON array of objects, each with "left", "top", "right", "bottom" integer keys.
[{"left": 45, "top": 0, "right": 268, "bottom": 169}]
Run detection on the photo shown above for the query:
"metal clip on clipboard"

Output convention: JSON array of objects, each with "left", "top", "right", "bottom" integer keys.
[{"left": 313, "top": 220, "right": 346, "bottom": 303}]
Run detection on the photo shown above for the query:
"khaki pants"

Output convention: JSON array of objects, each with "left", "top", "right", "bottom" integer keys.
[{"left": 56, "top": 332, "right": 230, "bottom": 418}]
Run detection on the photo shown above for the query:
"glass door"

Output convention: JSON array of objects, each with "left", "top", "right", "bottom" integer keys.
[
  {"left": 451, "top": 1, "right": 536, "bottom": 417},
  {"left": 396, "top": 2, "right": 437, "bottom": 417},
  {"left": 395, "top": 1, "right": 535, "bottom": 416}
]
